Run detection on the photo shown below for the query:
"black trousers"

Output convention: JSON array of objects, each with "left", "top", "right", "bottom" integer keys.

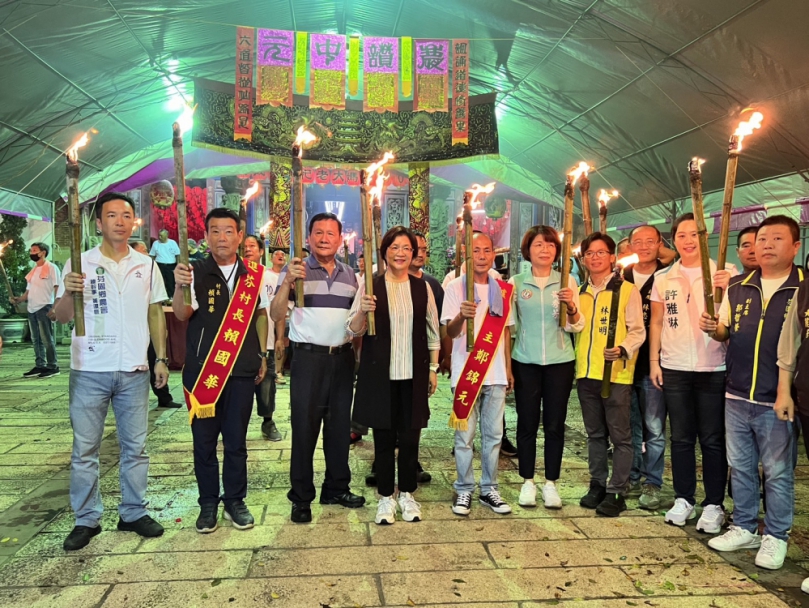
[
  {"left": 513, "top": 359, "right": 575, "bottom": 481},
  {"left": 190, "top": 376, "right": 254, "bottom": 506},
  {"left": 254, "top": 349, "right": 276, "bottom": 419},
  {"left": 662, "top": 368, "right": 726, "bottom": 507},
  {"left": 147, "top": 343, "right": 173, "bottom": 406},
  {"left": 288, "top": 347, "right": 354, "bottom": 505},
  {"left": 372, "top": 380, "right": 421, "bottom": 497},
  {"left": 156, "top": 262, "right": 176, "bottom": 298}
]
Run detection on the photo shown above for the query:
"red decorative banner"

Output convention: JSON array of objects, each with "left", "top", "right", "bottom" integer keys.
[
  {"left": 452, "top": 39, "right": 470, "bottom": 145},
  {"left": 310, "top": 33, "right": 346, "bottom": 110},
  {"left": 256, "top": 29, "right": 294, "bottom": 107},
  {"left": 234, "top": 27, "right": 255, "bottom": 142},
  {"left": 415, "top": 39, "right": 449, "bottom": 112}
]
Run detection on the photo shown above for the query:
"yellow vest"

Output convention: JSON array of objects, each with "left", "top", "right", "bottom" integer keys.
[{"left": 575, "top": 280, "right": 637, "bottom": 384}]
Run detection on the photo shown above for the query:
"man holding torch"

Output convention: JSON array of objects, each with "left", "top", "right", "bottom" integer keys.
[
  {"left": 575, "top": 232, "right": 645, "bottom": 517},
  {"left": 54, "top": 192, "right": 169, "bottom": 550},
  {"left": 272, "top": 212, "right": 364, "bottom": 524}
]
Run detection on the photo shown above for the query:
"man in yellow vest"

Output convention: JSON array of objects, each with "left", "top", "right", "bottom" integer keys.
[{"left": 575, "top": 232, "right": 646, "bottom": 517}]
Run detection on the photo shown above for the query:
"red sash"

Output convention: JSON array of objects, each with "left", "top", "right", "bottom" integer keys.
[
  {"left": 449, "top": 280, "right": 514, "bottom": 430},
  {"left": 184, "top": 259, "right": 263, "bottom": 423}
]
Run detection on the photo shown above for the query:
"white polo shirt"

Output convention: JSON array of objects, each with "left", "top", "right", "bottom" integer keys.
[
  {"left": 58, "top": 246, "right": 167, "bottom": 372},
  {"left": 25, "top": 260, "right": 61, "bottom": 313},
  {"left": 150, "top": 239, "right": 180, "bottom": 264}
]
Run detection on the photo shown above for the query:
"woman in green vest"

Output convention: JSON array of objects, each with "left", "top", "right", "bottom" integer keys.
[{"left": 509, "top": 225, "right": 583, "bottom": 509}]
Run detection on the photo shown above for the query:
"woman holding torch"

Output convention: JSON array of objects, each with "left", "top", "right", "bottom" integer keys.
[
  {"left": 347, "top": 226, "right": 440, "bottom": 525},
  {"left": 649, "top": 213, "right": 734, "bottom": 533},
  {"left": 509, "top": 226, "right": 583, "bottom": 509}
]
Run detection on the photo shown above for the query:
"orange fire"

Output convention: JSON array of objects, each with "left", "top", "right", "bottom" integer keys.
[
  {"left": 598, "top": 189, "right": 620, "bottom": 207},
  {"left": 242, "top": 182, "right": 260, "bottom": 204},
  {"left": 617, "top": 253, "right": 640, "bottom": 268},
  {"left": 465, "top": 182, "right": 496, "bottom": 208},
  {"left": 67, "top": 133, "right": 89, "bottom": 162},
  {"left": 567, "top": 162, "right": 592, "bottom": 186},
  {"left": 733, "top": 111, "right": 764, "bottom": 153},
  {"left": 369, "top": 170, "right": 390, "bottom": 206},
  {"left": 0, "top": 239, "right": 13, "bottom": 254},
  {"left": 293, "top": 126, "right": 318, "bottom": 157},
  {"left": 365, "top": 152, "right": 395, "bottom": 186},
  {"left": 365, "top": 152, "right": 395, "bottom": 204}
]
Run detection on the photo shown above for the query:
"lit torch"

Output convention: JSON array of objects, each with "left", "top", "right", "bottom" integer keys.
[
  {"left": 598, "top": 189, "right": 619, "bottom": 235},
  {"left": 66, "top": 133, "right": 89, "bottom": 336},
  {"left": 600, "top": 253, "right": 640, "bottom": 398},
  {"left": 369, "top": 153, "right": 395, "bottom": 275},
  {"left": 0, "top": 240, "right": 16, "bottom": 305},
  {"left": 689, "top": 157, "right": 715, "bottom": 319},
  {"left": 291, "top": 126, "right": 318, "bottom": 308},
  {"left": 716, "top": 111, "right": 764, "bottom": 304},
  {"left": 343, "top": 231, "right": 355, "bottom": 265},
  {"left": 463, "top": 182, "right": 496, "bottom": 351},
  {"left": 172, "top": 104, "right": 196, "bottom": 306},
  {"left": 454, "top": 215, "right": 463, "bottom": 277},
  {"left": 238, "top": 181, "right": 261, "bottom": 258},
  {"left": 574, "top": 162, "right": 594, "bottom": 236},
  {"left": 560, "top": 163, "right": 589, "bottom": 327}
]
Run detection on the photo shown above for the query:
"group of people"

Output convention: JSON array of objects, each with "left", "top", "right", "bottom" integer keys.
[{"left": 47, "top": 190, "right": 808, "bottom": 586}]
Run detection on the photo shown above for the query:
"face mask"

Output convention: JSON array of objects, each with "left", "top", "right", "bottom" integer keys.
[{"left": 30, "top": 254, "right": 41, "bottom": 262}]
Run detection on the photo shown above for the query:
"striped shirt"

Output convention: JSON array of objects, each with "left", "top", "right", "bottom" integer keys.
[
  {"left": 347, "top": 279, "right": 440, "bottom": 380},
  {"left": 279, "top": 256, "right": 358, "bottom": 347}
]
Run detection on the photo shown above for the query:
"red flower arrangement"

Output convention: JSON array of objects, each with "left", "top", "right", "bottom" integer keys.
[{"left": 152, "top": 186, "right": 207, "bottom": 241}]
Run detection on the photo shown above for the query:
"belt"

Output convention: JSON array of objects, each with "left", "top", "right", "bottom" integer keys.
[{"left": 292, "top": 341, "right": 352, "bottom": 355}]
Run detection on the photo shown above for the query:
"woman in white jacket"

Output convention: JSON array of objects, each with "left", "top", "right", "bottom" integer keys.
[{"left": 649, "top": 213, "right": 733, "bottom": 533}]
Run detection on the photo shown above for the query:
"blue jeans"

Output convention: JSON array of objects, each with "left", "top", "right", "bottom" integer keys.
[
  {"left": 29, "top": 305, "right": 57, "bottom": 369},
  {"left": 453, "top": 385, "right": 506, "bottom": 495},
  {"left": 726, "top": 397, "right": 794, "bottom": 541},
  {"left": 629, "top": 385, "right": 646, "bottom": 484},
  {"left": 634, "top": 375, "right": 666, "bottom": 489},
  {"left": 69, "top": 370, "right": 150, "bottom": 526}
]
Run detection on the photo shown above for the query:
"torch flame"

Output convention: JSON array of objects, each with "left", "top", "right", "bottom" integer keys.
[
  {"left": 733, "top": 111, "right": 764, "bottom": 152},
  {"left": 293, "top": 126, "right": 318, "bottom": 157},
  {"left": 369, "top": 170, "right": 390, "bottom": 206},
  {"left": 259, "top": 219, "right": 274, "bottom": 235},
  {"left": 567, "top": 162, "right": 592, "bottom": 186},
  {"left": 365, "top": 152, "right": 395, "bottom": 186},
  {"left": 175, "top": 104, "right": 197, "bottom": 136},
  {"left": 66, "top": 133, "right": 89, "bottom": 162},
  {"left": 465, "top": 182, "right": 496, "bottom": 208},
  {"left": 242, "top": 182, "right": 260, "bottom": 204},
  {"left": 598, "top": 189, "right": 620, "bottom": 207},
  {"left": 617, "top": 253, "right": 640, "bottom": 269}
]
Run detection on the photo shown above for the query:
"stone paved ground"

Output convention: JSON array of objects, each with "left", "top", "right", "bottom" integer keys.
[{"left": 0, "top": 343, "right": 808, "bottom": 607}]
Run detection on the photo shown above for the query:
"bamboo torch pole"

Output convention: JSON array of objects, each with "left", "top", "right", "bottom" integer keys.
[
  {"left": 454, "top": 216, "right": 463, "bottom": 277},
  {"left": 689, "top": 158, "right": 715, "bottom": 319},
  {"left": 291, "top": 146, "right": 305, "bottom": 308},
  {"left": 559, "top": 173, "right": 576, "bottom": 327},
  {"left": 172, "top": 122, "right": 192, "bottom": 306},
  {"left": 715, "top": 112, "right": 764, "bottom": 305},
  {"left": 597, "top": 189, "right": 618, "bottom": 235},
  {"left": 463, "top": 192, "right": 474, "bottom": 352},
  {"left": 580, "top": 172, "right": 593, "bottom": 236},
  {"left": 66, "top": 135, "right": 88, "bottom": 336},
  {"left": 360, "top": 170, "right": 375, "bottom": 335}
]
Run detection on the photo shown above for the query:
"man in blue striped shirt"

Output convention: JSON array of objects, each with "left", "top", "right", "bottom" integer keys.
[{"left": 271, "top": 213, "right": 365, "bottom": 523}]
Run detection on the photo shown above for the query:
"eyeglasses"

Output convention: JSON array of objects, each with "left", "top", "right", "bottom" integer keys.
[
  {"left": 388, "top": 246, "right": 413, "bottom": 254},
  {"left": 583, "top": 250, "right": 610, "bottom": 259},
  {"left": 630, "top": 239, "right": 660, "bottom": 248}
]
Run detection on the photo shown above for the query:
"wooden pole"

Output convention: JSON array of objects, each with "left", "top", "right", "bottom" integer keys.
[
  {"left": 65, "top": 152, "right": 85, "bottom": 336},
  {"left": 580, "top": 173, "right": 593, "bottom": 236},
  {"left": 343, "top": 239, "right": 350, "bottom": 265},
  {"left": 601, "top": 272, "right": 622, "bottom": 399},
  {"left": 291, "top": 146, "right": 305, "bottom": 308},
  {"left": 454, "top": 216, "right": 463, "bottom": 277},
  {"left": 463, "top": 192, "right": 474, "bottom": 351},
  {"left": 715, "top": 141, "right": 740, "bottom": 305},
  {"left": 689, "top": 158, "right": 715, "bottom": 318},
  {"left": 373, "top": 199, "right": 384, "bottom": 275},
  {"left": 359, "top": 170, "right": 375, "bottom": 335},
  {"left": 0, "top": 256, "right": 15, "bottom": 301},
  {"left": 171, "top": 123, "right": 192, "bottom": 306},
  {"left": 559, "top": 176, "right": 575, "bottom": 327}
]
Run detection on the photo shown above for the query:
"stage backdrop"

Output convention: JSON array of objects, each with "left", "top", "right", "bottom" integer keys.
[{"left": 192, "top": 78, "right": 498, "bottom": 164}]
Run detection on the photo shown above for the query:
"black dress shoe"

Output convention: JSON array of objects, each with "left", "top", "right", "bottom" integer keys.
[
  {"left": 579, "top": 481, "right": 607, "bottom": 509},
  {"left": 596, "top": 493, "right": 627, "bottom": 517},
  {"left": 500, "top": 436, "right": 518, "bottom": 457},
  {"left": 160, "top": 401, "right": 184, "bottom": 408},
  {"left": 291, "top": 504, "right": 312, "bottom": 523},
  {"left": 63, "top": 525, "right": 101, "bottom": 551},
  {"left": 319, "top": 491, "right": 365, "bottom": 508},
  {"left": 117, "top": 514, "right": 164, "bottom": 537},
  {"left": 417, "top": 461, "right": 432, "bottom": 483}
]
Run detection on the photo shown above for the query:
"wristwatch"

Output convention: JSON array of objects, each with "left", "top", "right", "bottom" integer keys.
[
  {"left": 258, "top": 351, "right": 272, "bottom": 359},
  {"left": 154, "top": 357, "right": 169, "bottom": 365},
  {"left": 429, "top": 363, "right": 439, "bottom": 373}
]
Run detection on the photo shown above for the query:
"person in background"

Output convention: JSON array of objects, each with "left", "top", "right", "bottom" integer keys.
[
  {"left": 616, "top": 238, "right": 631, "bottom": 258},
  {"left": 54, "top": 192, "right": 168, "bottom": 550},
  {"left": 272, "top": 213, "right": 364, "bottom": 523},
  {"left": 702, "top": 216, "right": 800, "bottom": 570},
  {"left": 198, "top": 239, "right": 210, "bottom": 257},
  {"left": 509, "top": 226, "right": 583, "bottom": 509},
  {"left": 444, "top": 232, "right": 514, "bottom": 517},
  {"left": 268, "top": 249, "right": 290, "bottom": 384},
  {"left": 188, "top": 238, "right": 205, "bottom": 262},
  {"left": 624, "top": 226, "right": 668, "bottom": 509},
  {"left": 150, "top": 229, "right": 180, "bottom": 297},
  {"left": 131, "top": 240, "right": 182, "bottom": 409},
  {"left": 11, "top": 241, "right": 61, "bottom": 378},
  {"left": 243, "top": 236, "right": 285, "bottom": 441},
  {"left": 649, "top": 213, "right": 733, "bottom": 532},
  {"left": 348, "top": 226, "right": 439, "bottom": 524},
  {"left": 575, "top": 232, "right": 645, "bottom": 517},
  {"left": 736, "top": 226, "right": 759, "bottom": 275}
]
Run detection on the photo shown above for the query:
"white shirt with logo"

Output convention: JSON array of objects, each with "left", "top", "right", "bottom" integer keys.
[
  {"left": 58, "top": 246, "right": 167, "bottom": 372},
  {"left": 150, "top": 239, "right": 181, "bottom": 264},
  {"left": 26, "top": 260, "right": 61, "bottom": 313}
]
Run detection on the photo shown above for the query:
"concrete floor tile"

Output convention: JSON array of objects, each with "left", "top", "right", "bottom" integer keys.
[
  {"left": 572, "top": 515, "right": 690, "bottom": 539},
  {"left": 522, "top": 597, "right": 792, "bottom": 607},
  {"left": 0, "top": 465, "right": 64, "bottom": 479},
  {"left": 15, "top": 530, "right": 142, "bottom": 557},
  {"left": 619, "top": 561, "right": 770, "bottom": 597},
  {"left": 0, "top": 584, "right": 110, "bottom": 608},
  {"left": 369, "top": 517, "right": 582, "bottom": 545}
]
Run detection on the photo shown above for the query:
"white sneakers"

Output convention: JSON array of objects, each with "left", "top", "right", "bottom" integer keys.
[
  {"left": 708, "top": 526, "right": 761, "bottom": 552},
  {"left": 696, "top": 504, "right": 725, "bottom": 534},
  {"left": 664, "top": 498, "right": 696, "bottom": 526},
  {"left": 755, "top": 534, "right": 787, "bottom": 570},
  {"left": 518, "top": 481, "right": 537, "bottom": 507},
  {"left": 375, "top": 493, "right": 422, "bottom": 525},
  {"left": 398, "top": 492, "right": 422, "bottom": 523},
  {"left": 801, "top": 577, "right": 809, "bottom": 594},
  {"left": 375, "top": 496, "right": 397, "bottom": 525},
  {"left": 542, "top": 482, "right": 562, "bottom": 509}
]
